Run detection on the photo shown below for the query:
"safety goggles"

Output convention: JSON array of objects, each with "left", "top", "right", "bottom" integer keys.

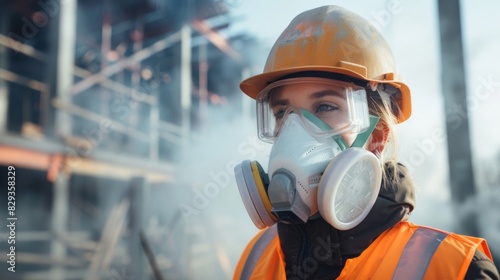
[{"left": 256, "top": 77, "right": 370, "bottom": 143}]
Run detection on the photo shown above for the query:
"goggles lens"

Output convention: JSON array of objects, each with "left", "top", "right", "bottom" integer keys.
[{"left": 256, "top": 77, "right": 370, "bottom": 143}]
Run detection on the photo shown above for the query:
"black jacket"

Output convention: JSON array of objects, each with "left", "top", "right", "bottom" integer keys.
[{"left": 278, "top": 163, "right": 499, "bottom": 279}]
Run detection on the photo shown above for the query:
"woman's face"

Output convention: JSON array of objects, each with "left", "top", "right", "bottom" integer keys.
[{"left": 269, "top": 82, "right": 357, "bottom": 146}]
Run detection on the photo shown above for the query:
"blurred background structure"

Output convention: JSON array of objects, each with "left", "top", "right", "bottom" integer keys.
[
  {"left": 0, "top": 0, "right": 259, "bottom": 279},
  {"left": 0, "top": 0, "right": 499, "bottom": 279}
]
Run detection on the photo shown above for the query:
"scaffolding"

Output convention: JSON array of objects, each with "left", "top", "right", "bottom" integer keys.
[{"left": 0, "top": 0, "right": 254, "bottom": 279}]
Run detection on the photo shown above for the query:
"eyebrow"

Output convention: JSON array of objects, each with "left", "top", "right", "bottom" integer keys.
[
  {"left": 269, "top": 97, "right": 289, "bottom": 107},
  {"left": 310, "top": 90, "right": 346, "bottom": 99},
  {"left": 270, "top": 89, "right": 345, "bottom": 108}
]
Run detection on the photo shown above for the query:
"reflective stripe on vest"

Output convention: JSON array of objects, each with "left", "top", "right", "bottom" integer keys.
[
  {"left": 241, "top": 225, "right": 278, "bottom": 280},
  {"left": 392, "top": 227, "right": 448, "bottom": 279}
]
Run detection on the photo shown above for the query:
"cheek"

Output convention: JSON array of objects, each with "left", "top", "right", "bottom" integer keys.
[
  {"left": 321, "top": 108, "right": 350, "bottom": 129},
  {"left": 341, "top": 133, "right": 357, "bottom": 147},
  {"left": 323, "top": 115, "right": 347, "bottom": 130}
]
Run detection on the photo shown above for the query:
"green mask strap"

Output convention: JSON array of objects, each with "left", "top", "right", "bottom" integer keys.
[
  {"left": 334, "top": 134, "right": 349, "bottom": 151},
  {"left": 350, "top": 115, "right": 380, "bottom": 148},
  {"left": 301, "top": 110, "right": 379, "bottom": 150},
  {"left": 300, "top": 110, "right": 349, "bottom": 150}
]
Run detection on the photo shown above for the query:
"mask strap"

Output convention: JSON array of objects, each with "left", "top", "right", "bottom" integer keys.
[
  {"left": 300, "top": 109, "right": 373, "bottom": 150},
  {"left": 301, "top": 110, "right": 349, "bottom": 150},
  {"left": 301, "top": 110, "right": 331, "bottom": 130},
  {"left": 350, "top": 115, "right": 380, "bottom": 148},
  {"left": 334, "top": 137, "right": 348, "bottom": 151}
]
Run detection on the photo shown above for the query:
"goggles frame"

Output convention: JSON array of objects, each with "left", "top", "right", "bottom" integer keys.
[{"left": 256, "top": 77, "right": 371, "bottom": 143}]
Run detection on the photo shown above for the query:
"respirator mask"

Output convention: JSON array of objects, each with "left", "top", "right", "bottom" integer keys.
[{"left": 235, "top": 77, "right": 382, "bottom": 230}]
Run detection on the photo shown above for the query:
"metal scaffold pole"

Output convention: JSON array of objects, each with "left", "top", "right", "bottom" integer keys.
[
  {"left": 55, "top": 0, "right": 77, "bottom": 138},
  {"left": 0, "top": 7, "right": 9, "bottom": 133},
  {"left": 50, "top": 172, "right": 70, "bottom": 280},
  {"left": 128, "top": 176, "right": 148, "bottom": 279},
  {"left": 437, "top": 0, "right": 478, "bottom": 236},
  {"left": 48, "top": 0, "right": 76, "bottom": 278},
  {"left": 180, "top": 23, "right": 192, "bottom": 147},
  {"left": 199, "top": 39, "right": 208, "bottom": 128}
]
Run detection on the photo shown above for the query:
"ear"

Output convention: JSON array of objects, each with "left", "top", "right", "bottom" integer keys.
[{"left": 367, "top": 123, "right": 389, "bottom": 156}]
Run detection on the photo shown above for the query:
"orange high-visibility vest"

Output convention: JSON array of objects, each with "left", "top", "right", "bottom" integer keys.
[
  {"left": 233, "top": 221, "right": 493, "bottom": 280},
  {"left": 233, "top": 226, "right": 286, "bottom": 280}
]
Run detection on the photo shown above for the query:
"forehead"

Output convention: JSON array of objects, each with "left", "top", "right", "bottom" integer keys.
[{"left": 269, "top": 82, "right": 346, "bottom": 106}]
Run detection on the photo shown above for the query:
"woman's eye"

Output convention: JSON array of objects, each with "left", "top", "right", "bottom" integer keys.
[
  {"left": 274, "top": 110, "right": 285, "bottom": 120},
  {"left": 316, "top": 104, "right": 339, "bottom": 113}
]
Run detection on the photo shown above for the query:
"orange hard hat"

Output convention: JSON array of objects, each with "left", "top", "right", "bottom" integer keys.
[{"left": 240, "top": 5, "right": 411, "bottom": 123}]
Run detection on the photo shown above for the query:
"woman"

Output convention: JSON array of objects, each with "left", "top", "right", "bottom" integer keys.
[{"left": 232, "top": 5, "right": 498, "bottom": 280}]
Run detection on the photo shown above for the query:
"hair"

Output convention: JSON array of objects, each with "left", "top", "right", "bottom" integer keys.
[{"left": 366, "top": 87, "right": 407, "bottom": 189}]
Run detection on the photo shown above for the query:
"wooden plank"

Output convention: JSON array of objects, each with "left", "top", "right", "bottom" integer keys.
[{"left": 85, "top": 199, "right": 129, "bottom": 280}]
